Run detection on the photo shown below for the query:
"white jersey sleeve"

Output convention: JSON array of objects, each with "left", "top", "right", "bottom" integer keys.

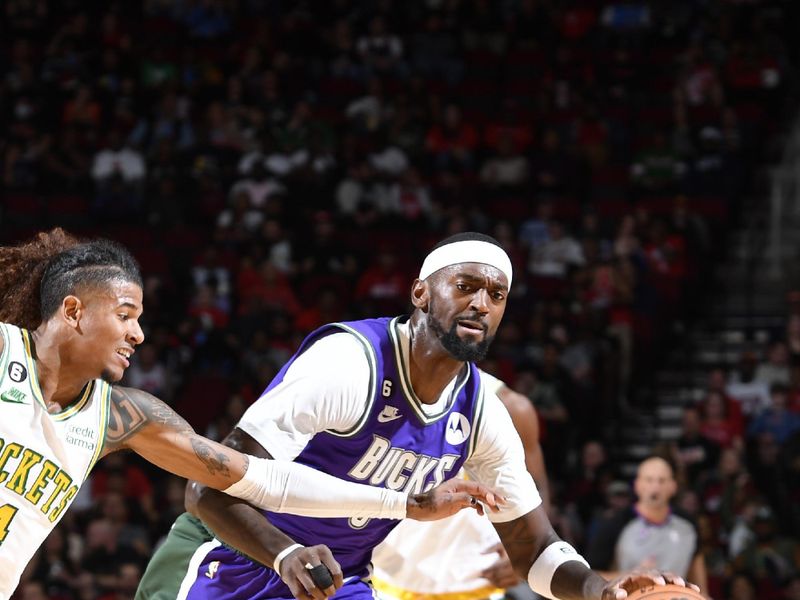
[
  {"left": 464, "top": 389, "right": 541, "bottom": 522},
  {"left": 478, "top": 370, "right": 505, "bottom": 397},
  {"left": 237, "top": 332, "right": 371, "bottom": 461}
]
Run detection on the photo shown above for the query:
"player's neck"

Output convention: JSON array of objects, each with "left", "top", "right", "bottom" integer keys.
[{"left": 31, "top": 326, "right": 93, "bottom": 410}]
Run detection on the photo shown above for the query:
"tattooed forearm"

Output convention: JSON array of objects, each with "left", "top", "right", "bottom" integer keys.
[
  {"left": 101, "top": 386, "right": 248, "bottom": 487},
  {"left": 105, "top": 386, "right": 193, "bottom": 451},
  {"left": 145, "top": 401, "right": 194, "bottom": 430},
  {"left": 190, "top": 436, "right": 234, "bottom": 478}
]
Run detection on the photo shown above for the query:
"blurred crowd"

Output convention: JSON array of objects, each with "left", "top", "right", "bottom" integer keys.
[
  {"left": 2, "top": 0, "right": 799, "bottom": 599},
  {"left": 556, "top": 305, "right": 800, "bottom": 600},
  {"left": 656, "top": 307, "right": 800, "bottom": 600}
]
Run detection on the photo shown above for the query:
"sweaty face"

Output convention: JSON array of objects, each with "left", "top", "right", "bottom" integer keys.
[
  {"left": 76, "top": 280, "right": 144, "bottom": 383},
  {"left": 426, "top": 263, "right": 507, "bottom": 362}
]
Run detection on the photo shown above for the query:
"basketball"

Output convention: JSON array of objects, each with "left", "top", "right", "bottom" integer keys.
[{"left": 625, "top": 583, "right": 705, "bottom": 600}]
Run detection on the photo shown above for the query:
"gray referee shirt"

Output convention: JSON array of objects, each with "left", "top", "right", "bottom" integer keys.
[{"left": 586, "top": 507, "right": 699, "bottom": 577}]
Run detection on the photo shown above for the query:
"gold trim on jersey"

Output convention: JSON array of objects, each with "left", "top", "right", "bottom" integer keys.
[
  {"left": 20, "top": 329, "right": 95, "bottom": 420},
  {"left": 84, "top": 381, "right": 111, "bottom": 479},
  {"left": 372, "top": 578, "right": 504, "bottom": 600},
  {"left": 19, "top": 329, "right": 47, "bottom": 410},
  {"left": 49, "top": 382, "right": 94, "bottom": 422}
]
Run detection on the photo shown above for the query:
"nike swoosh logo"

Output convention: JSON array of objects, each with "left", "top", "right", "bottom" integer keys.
[
  {"left": 377, "top": 409, "right": 402, "bottom": 423},
  {"left": 1, "top": 393, "right": 26, "bottom": 404}
]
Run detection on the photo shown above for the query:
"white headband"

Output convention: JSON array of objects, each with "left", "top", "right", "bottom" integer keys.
[{"left": 419, "top": 240, "right": 513, "bottom": 289}]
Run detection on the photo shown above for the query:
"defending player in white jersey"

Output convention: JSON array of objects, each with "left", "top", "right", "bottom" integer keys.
[
  {"left": 371, "top": 372, "right": 550, "bottom": 600},
  {"left": 0, "top": 229, "right": 500, "bottom": 599}
]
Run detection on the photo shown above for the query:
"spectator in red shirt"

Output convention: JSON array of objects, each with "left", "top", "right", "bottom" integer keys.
[
  {"left": 642, "top": 219, "right": 687, "bottom": 309},
  {"left": 294, "top": 287, "right": 343, "bottom": 335},
  {"left": 188, "top": 283, "right": 230, "bottom": 329},
  {"left": 573, "top": 105, "right": 609, "bottom": 167},
  {"left": 725, "top": 41, "right": 781, "bottom": 93},
  {"left": 483, "top": 99, "right": 533, "bottom": 153},
  {"left": 62, "top": 84, "right": 102, "bottom": 129},
  {"left": 355, "top": 248, "right": 408, "bottom": 315},
  {"left": 699, "top": 390, "right": 744, "bottom": 450},
  {"left": 708, "top": 367, "right": 745, "bottom": 434},
  {"left": 90, "top": 452, "right": 154, "bottom": 504},
  {"left": 425, "top": 103, "right": 478, "bottom": 173},
  {"left": 236, "top": 258, "right": 300, "bottom": 317},
  {"left": 787, "top": 365, "right": 800, "bottom": 413}
]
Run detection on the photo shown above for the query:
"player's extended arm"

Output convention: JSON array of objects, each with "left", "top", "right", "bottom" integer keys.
[
  {"left": 185, "top": 427, "right": 342, "bottom": 600},
  {"left": 494, "top": 508, "right": 605, "bottom": 599},
  {"left": 185, "top": 427, "right": 343, "bottom": 600},
  {"left": 494, "top": 510, "right": 693, "bottom": 600},
  {"left": 107, "top": 386, "right": 500, "bottom": 520},
  {"left": 185, "top": 426, "right": 505, "bottom": 600},
  {"left": 497, "top": 384, "right": 550, "bottom": 510}
]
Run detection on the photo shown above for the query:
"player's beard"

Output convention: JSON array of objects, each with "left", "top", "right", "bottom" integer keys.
[
  {"left": 428, "top": 303, "right": 494, "bottom": 362},
  {"left": 100, "top": 368, "right": 123, "bottom": 384}
]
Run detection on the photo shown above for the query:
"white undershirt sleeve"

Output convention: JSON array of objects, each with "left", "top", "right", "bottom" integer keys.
[
  {"left": 219, "top": 331, "right": 413, "bottom": 519},
  {"left": 237, "top": 332, "right": 372, "bottom": 460},
  {"left": 464, "top": 390, "right": 542, "bottom": 522},
  {"left": 223, "top": 456, "right": 408, "bottom": 519}
]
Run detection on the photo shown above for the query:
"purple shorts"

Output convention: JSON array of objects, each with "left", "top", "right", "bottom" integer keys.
[{"left": 181, "top": 543, "right": 374, "bottom": 600}]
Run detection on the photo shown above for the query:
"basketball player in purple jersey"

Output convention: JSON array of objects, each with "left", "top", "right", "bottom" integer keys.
[{"left": 137, "top": 233, "right": 699, "bottom": 600}]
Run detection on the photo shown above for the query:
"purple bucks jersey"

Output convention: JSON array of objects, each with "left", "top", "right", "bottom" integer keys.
[{"left": 187, "top": 316, "right": 486, "bottom": 600}]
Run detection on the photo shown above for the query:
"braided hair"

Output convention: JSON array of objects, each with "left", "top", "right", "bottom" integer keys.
[{"left": 0, "top": 229, "right": 143, "bottom": 330}]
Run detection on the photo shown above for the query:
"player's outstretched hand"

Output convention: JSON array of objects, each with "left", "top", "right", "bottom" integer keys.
[
  {"left": 405, "top": 478, "right": 505, "bottom": 520},
  {"left": 278, "top": 544, "right": 344, "bottom": 600},
  {"left": 602, "top": 570, "right": 702, "bottom": 599}
]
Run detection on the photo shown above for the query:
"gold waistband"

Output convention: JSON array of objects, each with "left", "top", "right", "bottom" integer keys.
[{"left": 372, "top": 577, "right": 505, "bottom": 600}]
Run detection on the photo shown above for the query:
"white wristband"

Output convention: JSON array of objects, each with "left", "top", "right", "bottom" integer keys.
[
  {"left": 223, "top": 457, "right": 408, "bottom": 519},
  {"left": 274, "top": 543, "right": 304, "bottom": 576},
  {"left": 527, "top": 541, "right": 590, "bottom": 600}
]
